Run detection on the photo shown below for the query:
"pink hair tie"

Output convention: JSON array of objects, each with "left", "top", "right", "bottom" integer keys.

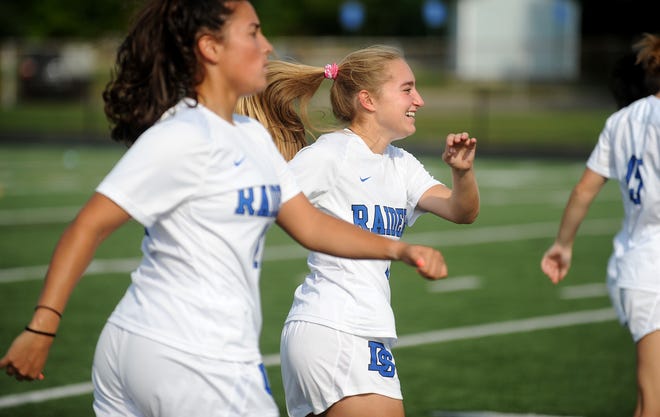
[{"left": 324, "top": 63, "right": 339, "bottom": 80}]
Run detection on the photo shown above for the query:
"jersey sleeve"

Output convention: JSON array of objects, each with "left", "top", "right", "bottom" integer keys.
[
  {"left": 401, "top": 149, "right": 442, "bottom": 225},
  {"left": 96, "top": 121, "right": 209, "bottom": 227},
  {"left": 288, "top": 141, "right": 337, "bottom": 204},
  {"left": 586, "top": 118, "right": 615, "bottom": 179}
]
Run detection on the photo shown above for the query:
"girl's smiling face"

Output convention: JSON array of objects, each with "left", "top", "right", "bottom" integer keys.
[{"left": 371, "top": 58, "right": 425, "bottom": 142}]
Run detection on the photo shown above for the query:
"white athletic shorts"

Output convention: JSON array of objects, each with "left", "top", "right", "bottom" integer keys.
[
  {"left": 617, "top": 288, "right": 660, "bottom": 343},
  {"left": 606, "top": 264, "right": 627, "bottom": 327},
  {"left": 92, "top": 322, "right": 279, "bottom": 417},
  {"left": 280, "top": 320, "right": 402, "bottom": 417}
]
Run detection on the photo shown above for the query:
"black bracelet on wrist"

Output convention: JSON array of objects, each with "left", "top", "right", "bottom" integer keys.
[
  {"left": 34, "top": 305, "right": 63, "bottom": 318},
  {"left": 24, "top": 326, "right": 57, "bottom": 338}
]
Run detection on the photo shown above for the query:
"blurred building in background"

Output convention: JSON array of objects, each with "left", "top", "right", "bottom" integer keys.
[
  {"left": 450, "top": 0, "right": 580, "bottom": 81},
  {"left": 17, "top": 43, "right": 95, "bottom": 101},
  {"left": 1, "top": 41, "right": 96, "bottom": 107}
]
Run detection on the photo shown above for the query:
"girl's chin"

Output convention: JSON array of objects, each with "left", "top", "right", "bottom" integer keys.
[{"left": 242, "top": 77, "right": 268, "bottom": 95}]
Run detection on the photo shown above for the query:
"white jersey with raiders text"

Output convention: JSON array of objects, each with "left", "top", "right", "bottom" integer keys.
[
  {"left": 96, "top": 99, "right": 299, "bottom": 361},
  {"left": 587, "top": 95, "right": 660, "bottom": 292},
  {"left": 284, "top": 129, "right": 441, "bottom": 338}
]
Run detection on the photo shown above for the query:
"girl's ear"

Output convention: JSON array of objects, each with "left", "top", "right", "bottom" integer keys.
[
  {"left": 357, "top": 89, "right": 376, "bottom": 112},
  {"left": 197, "top": 34, "right": 221, "bottom": 63}
]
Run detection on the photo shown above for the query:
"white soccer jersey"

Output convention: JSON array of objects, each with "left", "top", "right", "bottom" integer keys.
[
  {"left": 284, "top": 129, "right": 441, "bottom": 338},
  {"left": 96, "top": 99, "right": 299, "bottom": 361},
  {"left": 587, "top": 95, "right": 660, "bottom": 292}
]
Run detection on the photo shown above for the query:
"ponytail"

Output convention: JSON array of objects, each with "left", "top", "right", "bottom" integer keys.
[{"left": 238, "top": 61, "right": 329, "bottom": 160}]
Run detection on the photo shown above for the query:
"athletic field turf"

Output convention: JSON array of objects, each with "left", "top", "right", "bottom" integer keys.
[{"left": 0, "top": 144, "right": 635, "bottom": 417}]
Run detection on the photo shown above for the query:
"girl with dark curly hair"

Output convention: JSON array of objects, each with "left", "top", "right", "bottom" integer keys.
[{"left": 0, "top": 2, "right": 447, "bottom": 416}]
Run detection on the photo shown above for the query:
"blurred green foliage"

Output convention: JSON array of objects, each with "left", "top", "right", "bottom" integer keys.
[
  {"left": 251, "top": 0, "right": 449, "bottom": 37},
  {"left": 0, "top": 0, "right": 445, "bottom": 39},
  {"left": 0, "top": 0, "right": 136, "bottom": 39}
]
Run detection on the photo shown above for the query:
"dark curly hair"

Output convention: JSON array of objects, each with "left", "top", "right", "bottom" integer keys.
[
  {"left": 634, "top": 33, "right": 660, "bottom": 96},
  {"left": 609, "top": 52, "right": 648, "bottom": 109},
  {"left": 103, "top": 0, "right": 244, "bottom": 146}
]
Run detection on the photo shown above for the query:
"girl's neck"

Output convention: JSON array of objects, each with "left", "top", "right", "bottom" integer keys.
[{"left": 347, "top": 125, "right": 389, "bottom": 154}]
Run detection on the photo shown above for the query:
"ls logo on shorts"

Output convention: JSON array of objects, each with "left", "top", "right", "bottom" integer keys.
[{"left": 367, "top": 341, "right": 396, "bottom": 377}]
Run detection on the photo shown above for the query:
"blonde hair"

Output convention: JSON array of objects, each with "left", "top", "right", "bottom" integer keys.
[
  {"left": 237, "top": 45, "right": 404, "bottom": 160},
  {"left": 634, "top": 33, "right": 660, "bottom": 94}
]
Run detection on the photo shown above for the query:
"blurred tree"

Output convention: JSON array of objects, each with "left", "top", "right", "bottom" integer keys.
[
  {"left": 252, "top": 0, "right": 442, "bottom": 36},
  {"left": 0, "top": 0, "right": 136, "bottom": 39},
  {"left": 251, "top": 0, "right": 308, "bottom": 36}
]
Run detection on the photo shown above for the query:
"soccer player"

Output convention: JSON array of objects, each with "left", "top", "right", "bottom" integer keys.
[
  {"left": 541, "top": 33, "right": 660, "bottom": 417},
  {"left": 238, "top": 45, "right": 480, "bottom": 417},
  {"left": 0, "top": 3, "right": 448, "bottom": 417}
]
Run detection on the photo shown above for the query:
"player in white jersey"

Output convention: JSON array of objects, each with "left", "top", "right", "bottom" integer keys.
[
  {"left": 0, "top": 4, "right": 448, "bottom": 417},
  {"left": 239, "top": 45, "right": 480, "bottom": 417},
  {"left": 541, "top": 33, "right": 660, "bottom": 417}
]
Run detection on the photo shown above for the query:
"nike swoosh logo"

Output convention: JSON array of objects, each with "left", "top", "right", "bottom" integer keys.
[
  {"left": 360, "top": 176, "right": 371, "bottom": 182},
  {"left": 234, "top": 156, "right": 246, "bottom": 166}
]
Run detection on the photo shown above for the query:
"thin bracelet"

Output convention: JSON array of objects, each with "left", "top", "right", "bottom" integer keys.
[
  {"left": 25, "top": 326, "right": 57, "bottom": 338},
  {"left": 34, "top": 305, "right": 62, "bottom": 318}
]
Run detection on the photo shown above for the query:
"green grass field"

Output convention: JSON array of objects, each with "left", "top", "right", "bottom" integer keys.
[{"left": 0, "top": 144, "right": 636, "bottom": 417}]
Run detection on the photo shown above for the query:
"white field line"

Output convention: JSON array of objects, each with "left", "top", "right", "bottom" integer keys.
[
  {"left": 0, "top": 382, "right": 94, "bottom": 410},
  {"left": 392, "top": 308, "right": 614, "bottom": 349},
  {"left": 560, "top": 283, "right": 608, "bottom": 300},
  {"left": 0, "top": 207, "right": 79, "bottom": 226},
  {"left": 482, "top": 188, "right": 620, "bottom": 207},
  {"left": 428, "top": 275, "right": 481, "bottom": 293},
  {"left": 431, "top": 411, "right": 581, "bottom": 417},
  {"left": 0, "top": 258, "right": 141, "bottom": 284},
  {"left": 0, "top": 307, "right": 615, "bottom": 409},
  {"left": 0, "top": 218, "right": 619, "bottom": 284},
  {"left": 405, "top": 218, "right": 618, "bottom": 247}
]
